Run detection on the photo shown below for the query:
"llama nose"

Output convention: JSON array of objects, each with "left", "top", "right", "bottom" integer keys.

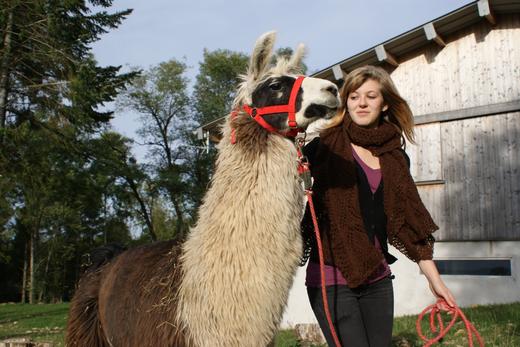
[{"left": 325, "top": 85, "right": 338, "bottom": 97}]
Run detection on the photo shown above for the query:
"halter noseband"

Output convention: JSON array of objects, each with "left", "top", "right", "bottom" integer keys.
[{"left": 231, "top": 76, "right": 305, "bottom": 143}]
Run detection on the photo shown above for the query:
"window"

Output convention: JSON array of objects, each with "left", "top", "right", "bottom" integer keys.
[{"left": 434, "top": 259, "right": 512, "bottom": 276}]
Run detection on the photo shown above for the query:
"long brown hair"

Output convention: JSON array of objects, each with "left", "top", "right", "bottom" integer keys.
[{"left": 328, "top": 65, "right": 415, "bottom": 143}]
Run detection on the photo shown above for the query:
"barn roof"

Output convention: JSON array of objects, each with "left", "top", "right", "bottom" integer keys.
[{"left": 197, "top": 0, "right": 520, "bottom": 140}]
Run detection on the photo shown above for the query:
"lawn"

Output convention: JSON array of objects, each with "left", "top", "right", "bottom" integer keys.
[
  {"left": 0, "top": 303, "right": 68, "bottom": 346},
  {"left": 0, "top": 302, "right": 519, "bottom": 346},
  {"left": 391, "top": 302, "right": 520, "bottom": 347}
]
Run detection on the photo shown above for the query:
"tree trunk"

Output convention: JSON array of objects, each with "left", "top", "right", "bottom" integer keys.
[
  {"left": 21, "top": 241, "right": 28, "bottom": 304},
  {"left": 104, "top": 192, "right": 108, "bottom": 244},
  {"left": 38, "top": 247, "right": 52, "bottom": 303},
  {"left": 126, "top": 176, "right": 157, "bottom": 241},
  {"left": 28, "top": 230, "right": 35, "bottom": 304},
  {"left": 0, "top": 7, "right": 13, "bottom": 130},
  {"left": 171, "top": 195, "right": 185, "bottom": 239}
]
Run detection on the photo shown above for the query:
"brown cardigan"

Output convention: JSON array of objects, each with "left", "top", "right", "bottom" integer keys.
[{"left": 301, "top": 120, "right": 437, "bottom": 288}]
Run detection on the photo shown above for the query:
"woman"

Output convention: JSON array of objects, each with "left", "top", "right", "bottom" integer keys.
[{"left": 301, "top": 65, "right": 456, "bottom": 347}]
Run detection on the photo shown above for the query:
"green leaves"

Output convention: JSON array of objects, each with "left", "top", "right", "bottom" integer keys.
[
  {"left": 0, "top": 0, "right": 139, "bottom": 302},
  {"left": 1, "top": 0, "right": 134, "bottom": 130},
  {"left": 67, "top": 57, "right": 137, "bottom": 128},
  {"left": 192, "top": 49, "right": 248, "bottom": 125}
]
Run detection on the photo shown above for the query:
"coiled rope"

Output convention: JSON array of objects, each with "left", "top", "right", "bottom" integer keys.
[{"left": 416, "top": 298, "right": 484, "bottom": 347}]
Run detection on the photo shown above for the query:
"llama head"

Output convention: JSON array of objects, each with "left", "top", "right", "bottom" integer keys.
[{"left": 234, "top": 31, "right": 341, "bottom": 133}]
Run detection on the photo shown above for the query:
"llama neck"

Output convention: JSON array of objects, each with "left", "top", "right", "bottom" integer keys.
[{"left": 177, "top": 118, "right": 304, "bottom": 347}]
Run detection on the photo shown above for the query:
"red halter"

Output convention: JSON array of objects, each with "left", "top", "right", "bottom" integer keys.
[{"left": 231, "top": 76, "right": 305, "bottom": 143}]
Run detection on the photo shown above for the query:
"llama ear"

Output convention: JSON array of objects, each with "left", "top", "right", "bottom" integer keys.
[
  {"left": 287, "top": 43, "right": 306, "bottom": 74},
  {"left": 249, "top": 31, "right": 276, "bottom": 80}
]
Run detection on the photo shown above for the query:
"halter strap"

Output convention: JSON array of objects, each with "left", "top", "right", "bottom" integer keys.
[
  {"left": 231, "top": 76, "right": 305, "bottom": 143},
  {"left": 287, "top": 75, "right": 305, "bottom": 128}
]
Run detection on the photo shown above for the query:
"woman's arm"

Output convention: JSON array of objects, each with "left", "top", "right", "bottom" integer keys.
[{"left": 418, "top": 260, "right": 457, "bottom": 308}]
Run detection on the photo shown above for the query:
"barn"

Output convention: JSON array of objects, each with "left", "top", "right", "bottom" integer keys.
[{"left": 197, "top": 0, "right": 520, "bottom": 328}]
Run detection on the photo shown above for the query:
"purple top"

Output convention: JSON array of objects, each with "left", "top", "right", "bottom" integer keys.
[
  {"left": 305, "top": 146, "right": 391, "bottom": 287},
  {"left": 351, "top": 148, "right": 381, "bottom": 194}
]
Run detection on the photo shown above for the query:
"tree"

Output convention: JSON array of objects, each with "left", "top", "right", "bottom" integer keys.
[
  {"left": 192, "top": 49, "right": 249, "bottom": 126},
  {"left": 118, "top": 59, "right": 191, "bottom": 238},
  {"left": 271, "top": 47, "right": 308, "bottom": 74},
  {"left": 0, "top": 0, "right": 135, "bottom": 132},
  {"left": 0, "top": 0, "right": 140, "bottom": 303},
  {"left": 87, "top": 131, "right": 158, "bottom": 242},
  {"left": 0, "top": 123, "right": 152, "bottom": 302}
]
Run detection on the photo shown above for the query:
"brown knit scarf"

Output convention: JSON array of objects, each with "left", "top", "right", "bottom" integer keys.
[{"left": 306, "top": 117, "right": 438, "bottom": 288}]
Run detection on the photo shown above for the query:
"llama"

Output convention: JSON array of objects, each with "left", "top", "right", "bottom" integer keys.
[{"left": 65, "top": 31, "right": 340, "bottom": 347}]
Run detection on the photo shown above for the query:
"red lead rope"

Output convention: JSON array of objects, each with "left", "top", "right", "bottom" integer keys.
[
  {"left": 305, "top": 190, "right": 343, "bottom": 347},
  {"left": 416, "top": 298, "right": 484, "bottom": 347}
]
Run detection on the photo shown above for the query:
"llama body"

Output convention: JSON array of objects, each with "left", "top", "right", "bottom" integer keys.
[
  {"left": 66, "top": 31, "right": 339, "bottom": 347},
  {"left": 177, "top": 126, "right": 304, "bottom": 346}
]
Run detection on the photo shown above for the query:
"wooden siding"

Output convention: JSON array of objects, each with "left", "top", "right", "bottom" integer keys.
[
  {"left": 391, "top": 14, "right": 520, "bottom": 116},
  {"left": 414, "top": 112, "right": 520, "bottom": 241},
  {"left": 388, "top": 13, "right": 520, "bottom": 241},
  {"left": 407, "top": 123, "right": 443, "bottom": 182}
]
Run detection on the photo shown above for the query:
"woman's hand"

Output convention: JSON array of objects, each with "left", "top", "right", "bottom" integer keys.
[
  {"left": 418, "top": 260, "right": 457, "bottom": 309},
  {"left": 428, "top": 279, "right": 456, "bottom": 309}
]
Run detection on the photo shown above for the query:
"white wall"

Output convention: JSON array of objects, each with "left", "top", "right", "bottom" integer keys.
[
  {"left": 281, "top": 267, "right": 317, "bottom": 328},
  {"left": 392, "top": 241, "right": 520, "bottom": 315},
  {"left": 280, "top": 241, "right": 520, "bottom": 328}
]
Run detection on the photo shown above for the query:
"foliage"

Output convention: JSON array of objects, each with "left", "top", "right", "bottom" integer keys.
[
  {"left": 0, "top": 0, "right": 135, "bottom": 130},
  {"left": 117, "top": 52, "right": 249, "bottom": 233},
  {"left": 192, "top": 49, "right": 248, "bottom": 126},
  {"left": 0, "top": 124, "right": 142, "bottom": 301},
  {"left": 0, "top": 0, "right": 139, "bottom": 303},
  {"left": 274, "top": 329, "right": 304, "bottom": 347},
  {"left": 118, "top": 59, "right": 192, "bottom": 237},
  {"left": 272, "top": 47, "right": 308, "bottom": 75}
]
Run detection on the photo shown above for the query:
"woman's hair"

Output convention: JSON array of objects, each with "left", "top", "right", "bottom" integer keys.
[{"left": 328, "top": 65, "right": 415, "bottom": 143}]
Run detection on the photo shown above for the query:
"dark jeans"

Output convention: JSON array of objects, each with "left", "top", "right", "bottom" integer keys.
[{"left": 307, "top": 276, "right": 394, "bottom": 347}]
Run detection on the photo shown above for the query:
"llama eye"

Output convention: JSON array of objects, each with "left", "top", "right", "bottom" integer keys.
[{"left": 269, "top": 82, "right": 282, "bottom": 91}]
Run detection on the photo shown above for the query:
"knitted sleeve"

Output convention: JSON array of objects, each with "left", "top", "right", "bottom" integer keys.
[
  {"left": 390, "top": 149, "right": 436, "bottom": 262},
  {"left": 390, "top": 231, "right": 435, "bottom": 262}
]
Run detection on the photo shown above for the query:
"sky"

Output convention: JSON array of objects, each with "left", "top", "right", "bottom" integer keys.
[{"left": 91, "top": 0, "right": 474, "bottom": 153}]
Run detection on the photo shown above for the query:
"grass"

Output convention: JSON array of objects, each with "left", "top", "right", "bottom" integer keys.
[
  {"left": 392, "top": 302, "right": 520, "bottom": 347},
  {"left": 274, "top": 329, "right": 304, "bottom": 347},
  {"left": 0, "top": 302, "right": 68, "bottom": 346},
  {"left": 0, "top": 302, "right": 519, "bottom": 346}
]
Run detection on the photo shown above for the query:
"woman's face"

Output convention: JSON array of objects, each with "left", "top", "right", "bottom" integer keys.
[{"left": 346, "top": 79, "right": 388, "bottom": 128}]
